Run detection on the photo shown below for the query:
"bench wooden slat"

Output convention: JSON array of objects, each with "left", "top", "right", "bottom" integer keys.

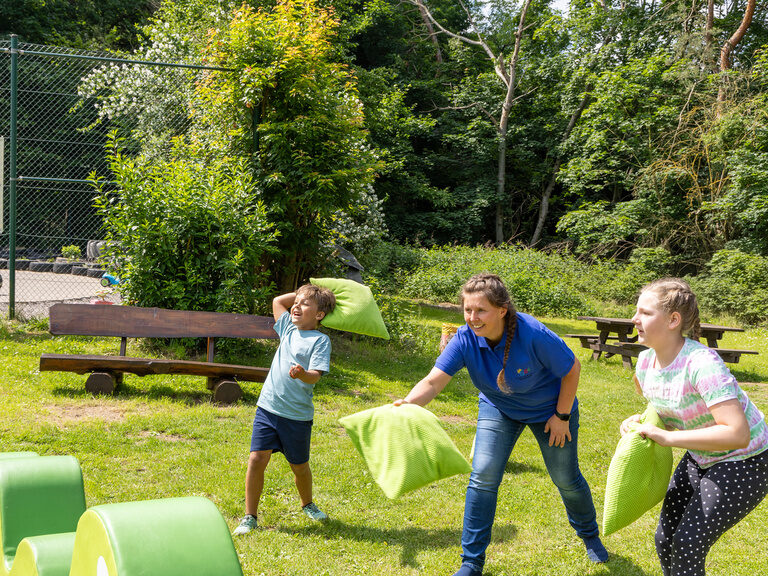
[
  {"left": 40, "top": 354, "right": 270, "bottom": 382},
  {"left": 48, "top": 303, "right": 278, "bottom": 340}
]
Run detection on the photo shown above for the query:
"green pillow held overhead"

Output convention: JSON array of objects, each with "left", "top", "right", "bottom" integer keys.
[
  {"left": 339, "top": 403, "right": 472, "bottom": 499},
  {"left": 602, "top": 404, "right": 674, "bottom": 536},
  {"left": 310, "top": 277, "right": 389, "bottom": 339}
]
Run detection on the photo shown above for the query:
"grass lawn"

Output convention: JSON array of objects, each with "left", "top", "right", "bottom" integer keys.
[{"left": 1, "top": 306, "right": 767, "bottom": 576}]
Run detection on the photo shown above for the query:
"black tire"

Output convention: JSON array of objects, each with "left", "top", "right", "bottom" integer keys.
[
  {"left": 86, "top": 268, "right": 105, "bottom": 278},
  {"left": 71, "top": 266, "right": 89, "bottom": 276},
  {"left": 15, "top": 260, "right": 30, "bottom": 271},
  {"left": 29, "top": 261, "right": 54, "bottom": 273},
  {"left": 52, "top": 262, "right": 73, "bottom": 274}
]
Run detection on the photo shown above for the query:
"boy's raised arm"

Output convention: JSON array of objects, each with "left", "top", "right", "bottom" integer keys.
[{"left": 272, "top": 292, "right": 297, "bottom": 321}]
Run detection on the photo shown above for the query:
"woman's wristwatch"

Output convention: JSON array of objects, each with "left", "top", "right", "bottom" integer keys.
[{"left": 554, "top": 410, "right": 571, "bottom": 421}]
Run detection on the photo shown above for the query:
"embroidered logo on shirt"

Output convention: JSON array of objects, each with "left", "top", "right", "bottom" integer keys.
[{"left": 517, "top": 368, "right": 529, "bottom": 375}]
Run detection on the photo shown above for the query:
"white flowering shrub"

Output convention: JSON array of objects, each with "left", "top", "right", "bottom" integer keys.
[{"left": 329, "top": 184, "right": 387, "bottom": 256}]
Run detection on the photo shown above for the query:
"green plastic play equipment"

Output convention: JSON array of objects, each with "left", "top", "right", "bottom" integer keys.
[
  {"left": 0, "top": 456, "right": 86, "bottom": 576},
  {"left": 8, "top": 534, "right": 76, "bottom": 576},
  {"left": 68, "top": 497, "right": 243, "bottom": 576},
  {"left": 0, "top": 454, "right": 243, "bottom": 576},
  {"left": 0, "top": 454, "right": 39, "bottom": 461}
]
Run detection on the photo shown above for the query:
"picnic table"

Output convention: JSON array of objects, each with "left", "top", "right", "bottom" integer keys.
[{"left": 566, "top": 316, "right": 757, "bottom": 368}]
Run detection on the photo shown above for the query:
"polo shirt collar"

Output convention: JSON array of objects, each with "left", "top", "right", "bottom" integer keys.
[{"left": 476, "top": 329, "right": 508, "bottom": 353}]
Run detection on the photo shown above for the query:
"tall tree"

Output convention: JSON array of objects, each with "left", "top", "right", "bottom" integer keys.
[{"left": 409, "top": 0, "right": 534, "bottom": 244}]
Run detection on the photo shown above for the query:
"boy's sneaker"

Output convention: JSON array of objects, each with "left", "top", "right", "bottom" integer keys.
[
  {"left": 302, "top": 502, "right": 329, "bottom": 522},
  {"left": 232, "top": 514, "right": 257, "bottom": 535}
]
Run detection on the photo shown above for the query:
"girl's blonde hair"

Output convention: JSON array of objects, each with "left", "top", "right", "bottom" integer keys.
[
  {"left": 460, "top": 273, "right": 517, "bottom": 394},
  {"left": 641, "top": 277, "right": 701, "bottom": 340}
]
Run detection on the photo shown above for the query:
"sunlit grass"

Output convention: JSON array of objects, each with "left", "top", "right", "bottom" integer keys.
[{"left": 1, "top": 308, "right": 766, "bottom": 575}]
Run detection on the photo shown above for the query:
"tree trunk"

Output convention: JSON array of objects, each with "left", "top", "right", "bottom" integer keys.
[
  {"left": 705, "top": 0, "right": 714, "bottom": 52},
  {"left": 718, "top": 0, "right": 756, "bottom": 104},
  {"left": 530, "top": 93, "right": 591, "bottom": 246},
  {"left": 494, "top": 0, "right": 532, "bottom": 244},
  {"left": 416, "top": 2, "right": 443, "bottom": 64}
]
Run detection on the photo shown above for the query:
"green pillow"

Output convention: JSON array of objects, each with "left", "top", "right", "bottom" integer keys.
[
  {"left": 339, "top": 403, "right": 472, "bottom": 499},
  {"left": 602, "top": 404, "right": 674, "bottom": 536},
  {"left": 310, "top": 277, "right": 389, "bottom": 340}
]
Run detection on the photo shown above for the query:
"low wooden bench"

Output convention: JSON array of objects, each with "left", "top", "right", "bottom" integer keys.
[{"left": 39, "top": 303, "right": 278, "bottom": 403}]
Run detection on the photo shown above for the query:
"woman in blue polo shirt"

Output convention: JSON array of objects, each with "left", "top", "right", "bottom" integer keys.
[{"left": 397, "top": 273, "right": 607, "bottom": 576}]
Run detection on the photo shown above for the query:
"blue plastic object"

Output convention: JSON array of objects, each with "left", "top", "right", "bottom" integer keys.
[{"left": 99, "top": 274, "right": 120, "bottom": 287}]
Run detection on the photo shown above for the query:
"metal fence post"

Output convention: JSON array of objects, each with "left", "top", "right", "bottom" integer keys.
[{"left": 9, "top": 35, "right": 18, "bottom": 319}]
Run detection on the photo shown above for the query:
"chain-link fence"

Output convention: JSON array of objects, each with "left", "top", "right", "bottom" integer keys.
[{"left": 1, "top": 36, "right": 217, "bottom": 319}]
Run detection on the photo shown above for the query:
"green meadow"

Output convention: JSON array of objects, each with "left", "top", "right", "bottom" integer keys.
[{"left": 1, "top": 306, "right": 767, "bottom": 576}]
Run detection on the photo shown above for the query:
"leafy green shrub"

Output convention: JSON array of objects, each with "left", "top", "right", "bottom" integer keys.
[
  {"left": 61, "top": 245, "right": 82, "bottom": 261},
  {"left": 691, "top": 249, "right": 768, "bottom": 325},
  {"left": 94, "top": 135, "right": 277, "bottom": 314},
  {"left": 360, "top": 241, "right": 422, "bottom": 290},
  {"left": 399, "top": 245, "right": 594, "bottom": 318}
]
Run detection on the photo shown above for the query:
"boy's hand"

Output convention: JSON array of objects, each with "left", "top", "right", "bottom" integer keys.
[
  {"left": 289, "top": 364, "right": 306, "bottom": 379},
  {"left": 289, "top": 364, "right": 322, "bottom": 385}
]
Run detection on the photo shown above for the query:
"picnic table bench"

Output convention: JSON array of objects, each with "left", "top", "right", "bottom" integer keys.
[
  {"left": 39, "top": 303, "right": 278, "bottom": 403},
  {"left": 567, "top": 316, "right": 758, "bottom": 368}
]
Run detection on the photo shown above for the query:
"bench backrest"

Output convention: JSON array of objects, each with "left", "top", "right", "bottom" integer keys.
[{"left": 48, "top": 304, "right": 277, "bottom": 340}]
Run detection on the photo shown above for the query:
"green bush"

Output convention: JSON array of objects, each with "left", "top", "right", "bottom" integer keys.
[
  {"left": 691, "top": 249, "right": 768, "bottom": 325},
  {"left": 398, "top": 245, "right": 594, "bottom": 318},
  {"left": 61, "top": 245, "right": 82, "bottom": 261},
  {"left": 360, "top": 240, "right": 422, "bottom": 290},
  {"left": 95, "top": 135, "right": 277, "bottom": 315}
]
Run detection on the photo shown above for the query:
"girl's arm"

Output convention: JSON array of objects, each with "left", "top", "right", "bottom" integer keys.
[
  {"left": 635, "top": 398, "right": 751, "bottom": 451},
  {"left": 394, "top": 367, "right": 452, "bottom": 407}
]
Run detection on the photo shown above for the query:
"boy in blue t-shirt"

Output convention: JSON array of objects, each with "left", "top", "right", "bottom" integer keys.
[{"left": 233, "top": 284, "right": 335, "bottom": 535}]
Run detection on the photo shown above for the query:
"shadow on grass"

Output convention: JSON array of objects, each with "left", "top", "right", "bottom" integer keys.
[
  {"left": 483, "top": 553, "right": 652, "bottom": 576},
  {"left": 505, "top": 459, "right": 545, "bottom": 475},
  {"left": 730, "top": 366, "right": 768, "bottom": 384},
  {"left": 50, "top": 380, "right": 264, "bottom": 407},
  {"left": 277, "top": 519, "right": 517, "bottom": 569}
]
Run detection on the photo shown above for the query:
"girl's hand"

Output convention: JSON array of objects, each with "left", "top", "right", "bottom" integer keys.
[
  {"left": 392, "top": 398, "right": 409, "bottom": 406},
  {"left": 620, "top": 414, "right": 642, "bottom": 436},
  {"left": 634, "top": 423, "right": 669, "bottom": 446}
]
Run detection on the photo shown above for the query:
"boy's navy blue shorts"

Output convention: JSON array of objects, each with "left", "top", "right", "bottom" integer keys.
[{"left": 250, "top": 407, "right": 313, "bottom": 465}]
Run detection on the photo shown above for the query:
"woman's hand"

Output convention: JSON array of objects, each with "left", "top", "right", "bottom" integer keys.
[
  {"left": 544, "top": 415, "right": 572, "bottom": 448},
  {"left": 397, "top": 368, "right": 452, "bottom": 407},
  {"left": 620, "top": 414, "right": 642, "bottom": 436}
]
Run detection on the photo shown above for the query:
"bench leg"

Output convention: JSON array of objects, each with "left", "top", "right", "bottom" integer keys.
[
  {"left": 85, "top": 372, "right": 117, "bottom": 395},
  {"left": 212, "top": 379, "right": 242, "bottom": 404}
]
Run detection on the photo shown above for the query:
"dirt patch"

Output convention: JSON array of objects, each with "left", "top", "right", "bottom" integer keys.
[
  {"left": 133, "top": 430, "right": 191, "bottom": 443},
  {"left": 42, "top": 402, "right": 149, "bottom": 425}
]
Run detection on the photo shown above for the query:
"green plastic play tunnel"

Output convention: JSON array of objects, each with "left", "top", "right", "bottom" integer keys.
[
  {"left": 0, "top": 456, "right": 85, "bottom": 576},
  {"left": 0, "top": 454, "right": 39, "bottom": 461},
  {"left": 68, "top": 497, "right": 243, "bottom": 576},
  {"left": 9, "top": 533, "right": 76, "bottom": 576}
]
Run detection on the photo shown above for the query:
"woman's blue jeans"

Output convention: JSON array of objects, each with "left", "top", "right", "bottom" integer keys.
[{"left": 460, "top": 399, "right": 599, "bottom": 571}]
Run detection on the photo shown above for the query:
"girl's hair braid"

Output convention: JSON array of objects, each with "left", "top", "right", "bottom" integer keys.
[
  {"left": 641, "top": 278, "right": 701, "bottom": 340},
  {"left": 460, "top": 273, "right": 518, "bottom": 394}
]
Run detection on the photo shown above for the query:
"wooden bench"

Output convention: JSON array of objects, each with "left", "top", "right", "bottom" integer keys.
[
  {"left": 39, "top": 303, "right": 278, "bottom": 403},
  {"left": 566, "top": 334, "right": 758, "bottom": 366}
]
